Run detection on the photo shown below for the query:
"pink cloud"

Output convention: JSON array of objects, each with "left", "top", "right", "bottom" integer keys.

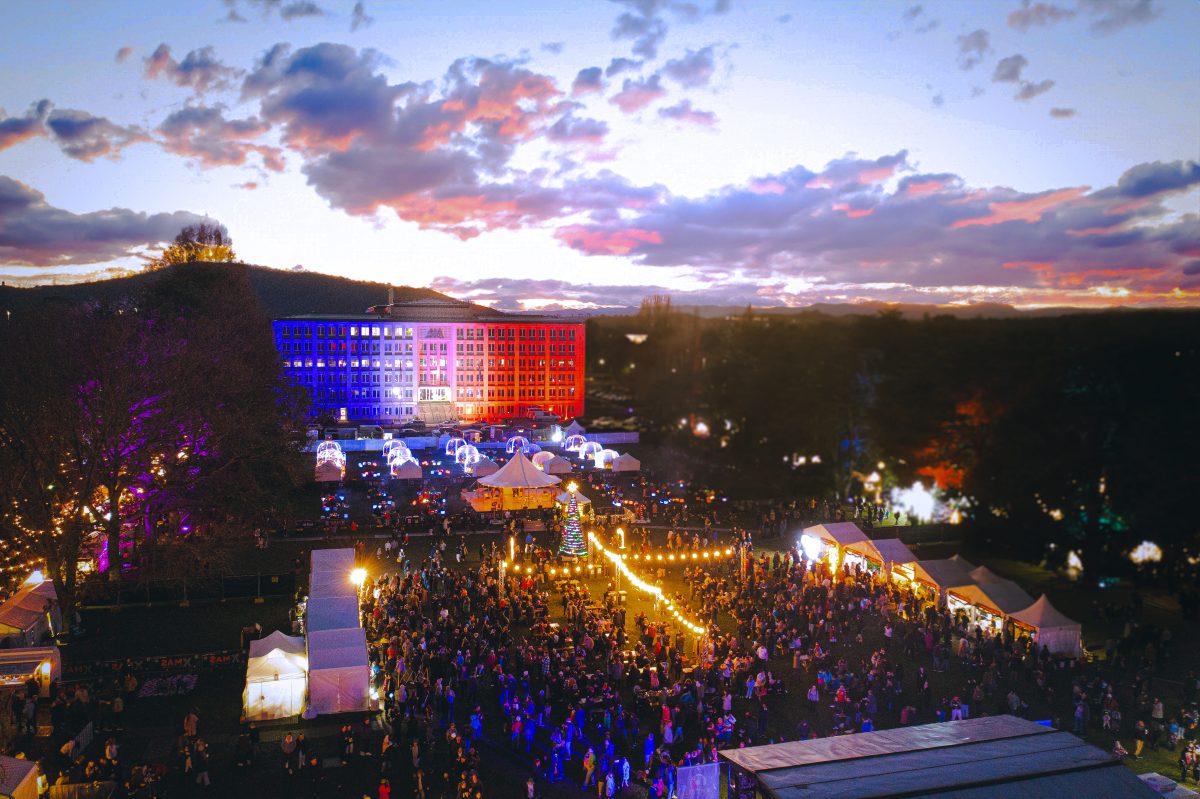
[
  {"left": 555, "top": 225, "right": 662, "bottom": 255},
  {"left": 952, "top": 186, "right": 1087, "bottom": 228},
  {"left": 609, "top": 75, "right": 666, "bottom": 114}
]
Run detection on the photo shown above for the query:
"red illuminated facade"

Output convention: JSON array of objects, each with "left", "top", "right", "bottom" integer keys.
[{"left": 273, "top": 297, "right": 585, "bottom": 425}]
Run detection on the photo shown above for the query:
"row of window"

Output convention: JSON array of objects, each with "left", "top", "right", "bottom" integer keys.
[
  {"left": 285, "top": 358, "right": 576, "bottom": 370},
  {"left": 278, "top": 323, "right": 580, "bottom": 341}
]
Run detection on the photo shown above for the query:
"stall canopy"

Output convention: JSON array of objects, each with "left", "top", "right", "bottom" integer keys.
[
  {"left": 612, "top": 453, "right": 641, "bottom": 472},
  {"left": 390, "top": 459, "right": 422, "bottom": 480},
  {"left": 0, "top": 647, "right": 61, "bottom": 695},
  {"left": 805, "top": 523, "right": 870, "bottom": 548},
  {"left": 563, "top": 420, "right": 586, "bottom": 436},
  {"left": 911, "top": 559, "right": 976, "bottom": 593},
  {"left": 307, "top": 627, "right": 370, "bottom": 715},
  {"left": 243, "top": 631, "right": 308, "bottom": 721},
  {"left": 306, "top": 595, "right": 360, "bottom": 632},
  {"left": 311, "top": 548, "right": 355, "bottom": 577},
  {"left": 948, "top": 580, "right": 1035, "bottom": 617},
  {"left": 949, "top": 554, "right": 976, "bottom": 571},
  {"left": 969, "top": 565, "right": 1006, "bottom": 584},
  {"left": 0, "top": 755, "right": 37, "bottom": 799},
  {"left": 309, "top": 571, "right": 357, "bottom": 600},
  {"left": 872, "top": 538, "right": 918, "bottom": 569},
  {"left": 478, "top": 451, "right": 561, "bottom": 489},
  {"left": 1009, "top": 594, "right": 1083, "bottom": 656},
  {"left": 541, "top": 455, "right": 574, "bottom": 475},
  {"left": 555, "top": 490, "right": 593, "bottom": 506},
  {"left": 470, "top": 458, "right": 499, "bottom": 477},
  {"left": 0, "top": 578, "right": 60, "bottom": 647}
]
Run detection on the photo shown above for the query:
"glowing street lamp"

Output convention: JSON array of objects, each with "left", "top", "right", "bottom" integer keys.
[{"left": 350, "top": 568, "right": 367, "bottom": 588}]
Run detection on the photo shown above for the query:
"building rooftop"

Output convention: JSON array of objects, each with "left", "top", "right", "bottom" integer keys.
[
  {"left": 276, "top": 295, "right": 582, "bottom": 325},
  {"left": 719, "top": 716, "right": 1156, "bottom": 799}
]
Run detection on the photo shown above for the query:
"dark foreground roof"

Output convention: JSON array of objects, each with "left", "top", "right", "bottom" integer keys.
[{"left": 719, "top": 716, "right": 1155, "bottom": 799}]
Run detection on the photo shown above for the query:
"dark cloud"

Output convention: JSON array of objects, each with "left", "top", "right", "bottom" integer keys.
[
  {"left": 1015, "top": 79, "right": 1055, "bottom": 100},
  {"left": 571, "top": 67, "right": 604, "bottom": 96},
  {"left": 657, "top": 99, "right": 716, "bottom": 126},
  {"left": 0, "top": 175, "right": 208, "bottom": 266},
  {"left": 1049, "top": 106, "right": 1076, "bottom": 118},
  {"left": 901, "top": 4, "right": 939, "bottom": 33},
  {"left": 157, "top": 105, "right": 283, "bottom": 171},
  {"left": 1008, "top": 2, "right": 1076, "bottom": 30},
  {"left": 1083, "top": 0, "right": 1160, "bottom": 34},
  {"left": 0, "top": 101, "right": 51, "bottom": 151},
  {"left": 992, "top": 54, "right": 1028, "bottom": 83},
  {"left": 145, "top": 45, "right": 242, "bottom": 93},
  {"left": 280, "top": 1, "right": 324, "bottom": 20},
  {"left": 931, "top": 92, "right": 944, "bottom": 108},
  {"left": 956, "top": 29, "right": 991, "bottom": 70},
  {"left": 1182, "top": 260, "right": 1200, "bottom": 277},
  {"left": 45, "top": 109, "right": 148, "bottom": 161},
  {"left": 609, "top": 0, "right": 730, "bottom": 60},
  {"left": 544, "top": 154, "right": 1200, "bottom": 303},
  {"left": 541, "top": 42, "right": 565, "bottom": 55},
  {"left": 1, "top": 101, "right": 145, "bottom": 161},
  {"left": 115, "top": 46, "right": 133, "bottom": 63},
  {"left": 546, "top": 115, "right": 609, "bottom": 144},
  {"left": 605, "top": 57, "right": 642, "bottom": 77},
  {"left": 609, "top": 74, "right": 667, "bottom": 114},
  {"left": 661, "top": 46, "right": 716, "bottom": 88},
  {"left": 350, "top": 2, "right": 374, "bottom": 31}
]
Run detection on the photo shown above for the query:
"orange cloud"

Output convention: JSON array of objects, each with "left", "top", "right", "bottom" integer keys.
[
  {"left": 556, "top": 225, "right": 662, "bottom": 255},
  {"left": 953, "top": 186, "right": 1086, "bottom": 228},
  {"left": 832, "top": 202, "right": 874, "bottom": 218}
]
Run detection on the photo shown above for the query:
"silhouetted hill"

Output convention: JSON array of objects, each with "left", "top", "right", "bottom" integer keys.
[{"left": 0, "top": 263, "right": 449, "bottom": 317}]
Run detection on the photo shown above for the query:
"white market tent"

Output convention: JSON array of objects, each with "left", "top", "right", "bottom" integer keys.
[
  {"left": 0, "top": 755, "right": 37, "bottom": 799},
  {"left": 842, "top": 538, "right": 889, "bottom": 572},
  {"left": 311, "top": 548, "right": 355, "bottom": 577},
  {"left": 872, "top": 538, "right": 918, "bottom": 570},
  {"left": 243, "top": 631, "right": 308, "bottom": 721},
  {"left": 477, "top": 451, "right": 561, "bottom": 489},
  {"left": 564, "top": 420, "right": 586, "bottom": 436},
  {"left": 947, "top": 580, "right": 1035, "bottom": 632},
  {"left": 470, "top": 457, "right": 500, "bottom": 477},
  {"left": 306, "top": 595, "right": 360, "bottom": 632},
  {"left": 968, "top": 565, "right": 1006, "bottom": 584},
  {"left": 309, "top": 571, "right": 357, "bottom": 600},
  {"left": 1009, "top": 594, "right": 1083, "bottom": 656},
  {"left": 909, "top": 559, "right": 976, "bottom": 599},
  {"left": 805, "top": 522, "right": 870, "bottom": 548},
  {"left": 0, "top": 578, "right": 60, "bottom": 647},
  {"left": 307, "top": 627, "right": 370, "bottom": 715},
  {"left": 541, "top": 454, "right": 574, "bottom": 475},
  {"left": 555, "top": 490, "right": 593, "bottom": 506},
  {"left": 390, "top": 459, "right": 423, "bottom": 480},
  {"left": 949, "top": 554, "right": 976, "bottom": 571},
  {"left": 612, "top": 453, "right": 641, "bottom": 472}
]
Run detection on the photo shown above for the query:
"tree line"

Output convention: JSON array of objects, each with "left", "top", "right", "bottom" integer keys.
[
  {"left": 0, "top": 264, "right": 308, "bottom": 631},
  {"left": 586, "top": 307, "right": 1200, "bottom": 582}
]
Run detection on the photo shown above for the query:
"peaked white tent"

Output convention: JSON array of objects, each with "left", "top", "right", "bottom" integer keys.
[
  {"left": 390, "top": 459, "right": 423, "bottom": 480},
  {"left": 968, "top": 565, "right": 1005, "bottom": 584},
  {"left": 307, "top": 627, "right": 370, "bottom": 715},
  {"left": 949, "top": 554, "right": 976, "bottom": 571},
  {"left": 478, "top": 451, "right": 561, "bottom": 489},
  {"left": 563, "top": 420, "right": 586, "bottom": 436},
  {"left": 872, "top": 538, "right": 918, "bottom": 569},
  {"left": 947, "top": 579, "right": 1034, "bottom": 632},
  {"left": 907, "top": 559, "right": 976, "bottom": 599},
  {"left": 612, "top": 453, "right": 641, "bottom": 472},
  {"left": 1008, "top": 594, "right": 1083, "bottom": 656},
  {"left": 542, "top": 454, "right": 574, "bottom": 475},
  {"left": 594, "top": 449, "right": 621, "bottom": 468},
  {"left": 243, "top": 631, "right": 308, "bottom": 721},
  {"left": 306, "top": 594, "right": 360, "bottom": 632},
  {"left": 470, "top": 457, "right": 500, "bottom": 477},
  {"left": 555, "top": 490, "right": 593, "bottom": 506}
]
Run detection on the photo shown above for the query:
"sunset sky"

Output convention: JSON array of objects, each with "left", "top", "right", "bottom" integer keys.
[{"left": 1, "top": 0, "right": 1197, "bottom": 310}]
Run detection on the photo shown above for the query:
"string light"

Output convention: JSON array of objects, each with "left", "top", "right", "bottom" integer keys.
[{"left": 588, "top": 533, "right": 707, "bottom": 635}]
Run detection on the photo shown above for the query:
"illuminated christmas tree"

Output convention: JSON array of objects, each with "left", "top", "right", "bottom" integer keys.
[{"left": 559, "top": 483, "right": 587, "bottom": 557}]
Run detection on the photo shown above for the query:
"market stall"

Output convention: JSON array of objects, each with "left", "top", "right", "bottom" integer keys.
[
  {"left": 799, "top": 523, "right": 870, "bottom": 570},
  {"left": 906, "top": 558, "right": 976, "bottom": 602},
  {"left": 946, "top": 579, "right": 1034, "bottom": 633},
  {"left": 243, "top": 631, "right": 308, "bottom": 721},
  {"left": 461, "top": 451, "right": 561, "bottom": 512},
  {"left": 0, "top": 575, "right": 60, "bottom": 648},
  {"left": 306, "top": 627, "right": 370, "bottom": 715},
  {"left": 0, "top": 647, "right": 61, "bottom": 696},
  {"left": 1008, "top": 594, "right": 1083, "bottom": 656},
  {"left": 305, "top": 595, "right": 360, "bottom": 633},
  {"left": 470, "top": 457, "right": 499, "bottom": 477},
  {"left": 0, "top": 755, "right": 37, "bottom": 799},
  {"left": 870, "top": 538, "right": 919, "bottom": 581},
  {"left": 612, "top": 453, "right": 641, "bottom": 473}
]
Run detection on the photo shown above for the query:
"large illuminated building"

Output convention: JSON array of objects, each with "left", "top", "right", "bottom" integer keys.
[{"left": 273, "top": 296, "right": 585, "bottom": 425}]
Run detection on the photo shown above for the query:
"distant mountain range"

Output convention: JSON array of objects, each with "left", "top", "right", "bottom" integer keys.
[{"left": 0, "top": 262, "right": 1177, "bottom": 320}]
